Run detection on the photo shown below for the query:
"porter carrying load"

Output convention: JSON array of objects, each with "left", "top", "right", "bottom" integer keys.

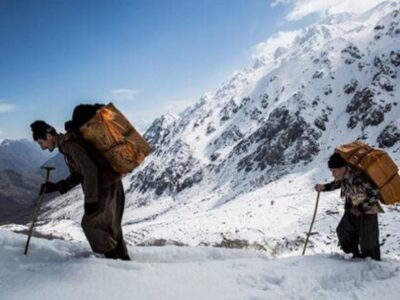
[
  {"left": 335, "top": 140, "right": 400, "bottom": 205},
  {"left": 73, "top": 103, "right": 151, "bottom": 174}
]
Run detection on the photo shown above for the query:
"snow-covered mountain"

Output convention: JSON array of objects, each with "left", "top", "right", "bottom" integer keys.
[
  {"left": 134, "top": 119, "right": 152, "bottom": 135},
  {"left": 0, "top": 138, "right": 52, "bottom": 172},
  {"left": 0, "top": 169, "right": 44, "bottom": 224},
  {"left": 0, "top": 139, "right": 68, "bottom": 224},
  {"left": 41, "top": 152, "right": 70, "bottom": 182},
  {"left": 23, "top": 1, "right": 400, "bottom": 257},
  {"left": 130, "top": 0, "right": 400, "bottom": 202},
  {"left": 0, "top": 139, "right": 54, "bottom": 224}
]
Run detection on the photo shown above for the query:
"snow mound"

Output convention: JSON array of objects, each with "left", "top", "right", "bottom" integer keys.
[{"left": 1, "top": 229, "right": 400, "bottom": 300}]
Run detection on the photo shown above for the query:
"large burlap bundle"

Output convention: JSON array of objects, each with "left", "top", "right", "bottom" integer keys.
[
  {"left": 336, "top": 141, "right": 400, "bottom": 205},
  {"left": 79, "top": 103, "right": 151, "bottom": 174}
]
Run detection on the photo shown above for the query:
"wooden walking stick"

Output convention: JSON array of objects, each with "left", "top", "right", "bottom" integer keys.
[
  {"left": 302, "top": 191, "right": 321, "bottom": 255},
  {"left": 24, "top": 166, "right": 55, "bottom": 255}
]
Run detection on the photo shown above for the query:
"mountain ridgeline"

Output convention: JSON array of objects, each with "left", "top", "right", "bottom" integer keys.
[{"left": 127, "top": 2, "right": 400, "bottom": 203}]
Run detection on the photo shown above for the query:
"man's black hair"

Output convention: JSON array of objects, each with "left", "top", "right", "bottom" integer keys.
[
  {"left": 328, "top": 152, "right": 347, "bottom": 169},
  {"left": 30, "top": 120, "right": 57, "bottom": 141}
]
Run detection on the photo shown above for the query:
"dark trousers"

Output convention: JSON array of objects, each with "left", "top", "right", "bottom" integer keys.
[
  {"left": 82, "top": 181, "right": 129, "bottom": 259},
  {"left": 336, "top": 211, "right": 381, "bottom": 261}
]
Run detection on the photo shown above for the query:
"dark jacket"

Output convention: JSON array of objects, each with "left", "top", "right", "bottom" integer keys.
[
  {"left": 323, "top": 168, "right": 383, "bottom": 214},
  {"left": 55, "top": 132, "right": 121, "bottom": 203},
  {"left": 55, "top": 132, "right": 127, "bottom": 254}
]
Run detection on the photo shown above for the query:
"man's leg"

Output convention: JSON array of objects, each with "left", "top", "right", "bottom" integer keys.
[
  {"left": 115, "top": 230, "right": 130, "bottom": 260},
  {"left": 81, "top": 212, "right": 118, "bottom": 255},
  {"left": 113, "top": 181, "right": 130, "bottom": 260},
  {"left": 359, "top": 214, "right": 380, "bottom": 261},
  {"left": 336, "top": 211, "right": 360, "bottom": 257}
]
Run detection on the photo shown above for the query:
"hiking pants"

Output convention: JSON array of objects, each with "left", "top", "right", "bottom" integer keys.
[
  {"left": 81, "top": 181, "right": 128, "bottom": 257},
  {"left": 336, "top": 211, "right": 380, "bottom": 261}
]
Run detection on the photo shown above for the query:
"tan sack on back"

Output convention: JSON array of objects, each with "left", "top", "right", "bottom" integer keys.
[
  {"left": 336, "top": 141, "right": 400, "bottom": 205},
  {"left": 79, "top": 103, "right": 151, "bottom": 174}
]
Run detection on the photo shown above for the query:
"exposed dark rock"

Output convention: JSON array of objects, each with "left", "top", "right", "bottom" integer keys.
[
  {"left": 358, "top": 62, "right": 366, "bottom": 71},
  {"left": 364, "top": 109, "right": 385, "bottom": 127},
  {"left": 312, "top": 96, "right": 320, "bottom": 107},
  {"left": 343, "top": 79, "right": 358, "bottom": 94},
  {"left": 220, "top": 99, "right": 239, "bottom": 122},
  {"left": 312, "top": 71, "right": 324, "bottom": 79},
  {"left": 127, "top": 140, "right": 203, "bottom": 196},
  {"left": 347, "top": 116, "right": 358, "bottom": 129},
  {"left": 260, "top": 93, "right": 269, "bottom": 109},
  {"left": 138, "top": 238, "right": 186, "bottom": 247},
  {"left": 238, "top": 97, "right": 252, "bottom": 110},
  {"left": 293, "top": 91, "right": 303, "bottom": 102},
  {"left": 198, "top": 109, "right": 213, "bottom": 126},
  {"left": 390, "top": 50, "right": 400, "bottom": 66},
  {"left": 383, "top": 103, "right": 392, "bottom": 113},
  {"left": 213, "top": 126, "right": 244, "bottom": 148},
  {"left": 346, "top": 88, "right": 385, "bottom": 128},
  {"left": 314, "top": 113, "right": 329, "bottom": 131},
  {"left": 342, "top": 45, "right": 362, "bottom": 65},
  {"left": 377, "top": 124, "right": 400, "bottom": 148},
  {"left": 374, "top": 56, "right": 383, "bottom": 68},
  {"left": 210, "top": 152, "right": 220, "bottom": 161},
  {"left": 144, "top": 115, "right": 174, "bottom": 149},
  {"left": 206, "top": 123, "right": 216, "bottom": 135},
  {"left": 221, "top": 114, "right": 230, "bottom": 121},
  {"left": 323, "top": 85, "right": 332, "bottom": 95},
  {"left": 235, "top": 107, "right": 320, "bottom": 173},
  {"left": 213, "top": 236, "right": 266, "bottom": 250},
  {"left": 375, "top": 75, "right": 394, "bottom": 91},
  {"left": 250, "top": 108, "right": 263, "bottom": 121},
  {"left": 386, "top": 14, "right": 400, "bottom": 36},
  {"left": 177, "top": 170, "right": 204, "bottom": 192}
]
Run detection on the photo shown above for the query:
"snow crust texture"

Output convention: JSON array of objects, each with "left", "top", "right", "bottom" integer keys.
[{"left": 1, "top": 230, "right": 400, "bottom": 300}]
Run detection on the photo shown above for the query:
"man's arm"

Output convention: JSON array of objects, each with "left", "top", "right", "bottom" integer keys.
[
  {"left": 323, "top": 180, "right": 342, "bottom": 191},
  {"left": 62, "top": 142, "right": 99, "bottom": 204},
  {"left": 55, "top": 172, "right": 82, "bottom": 194}
]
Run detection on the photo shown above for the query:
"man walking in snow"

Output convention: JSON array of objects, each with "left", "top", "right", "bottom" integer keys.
[
  {"left": 30, "top": 117, "right": 131, "bottom": 260},
  {"left": 314, "top": 153, "right": 382, "bottom": 260}
]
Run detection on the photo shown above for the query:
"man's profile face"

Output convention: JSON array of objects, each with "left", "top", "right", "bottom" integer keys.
[
  {"left": 330, "top": 167, "right": 347, "bottom": 181},
  {"left": 37, "top": 134, "right": 56, "bottom": 152}
]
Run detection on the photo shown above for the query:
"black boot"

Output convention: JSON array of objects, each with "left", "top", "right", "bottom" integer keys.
[
  {"left": 119, "top": 254, "right": 131, "bottom": 261},
  {"left": 104, "top": 247, "right": 118, "bottom": 259}
]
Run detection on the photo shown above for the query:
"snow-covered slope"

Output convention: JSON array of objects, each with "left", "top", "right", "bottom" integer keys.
[
  {"left": 1, "top": 229, "right": 400, "bottom": 300},
  {"left": 24, "top": 1, "right": 400, "bottom": 256}
]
